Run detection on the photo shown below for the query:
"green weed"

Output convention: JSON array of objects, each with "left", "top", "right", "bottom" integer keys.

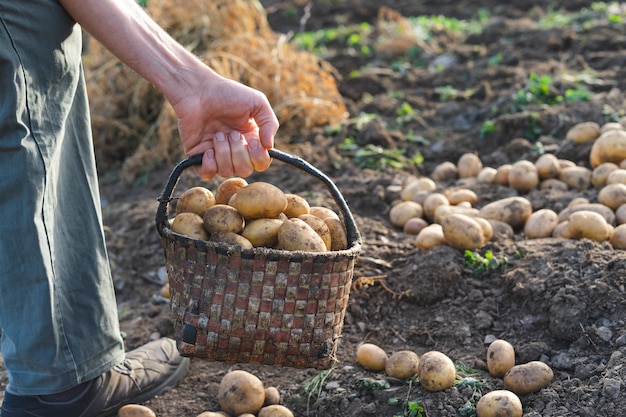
[{"left": 464, "top": 249, "right": 508, "bottom": 277}]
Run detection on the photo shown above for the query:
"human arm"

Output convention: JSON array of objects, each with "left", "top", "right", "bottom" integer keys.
[{"left": 59, "top": 0, "right": 279, "bottom": 179}]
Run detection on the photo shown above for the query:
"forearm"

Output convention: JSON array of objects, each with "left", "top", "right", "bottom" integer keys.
[{"left": 60, "top": 0, "right": 215, "bottom": 104}]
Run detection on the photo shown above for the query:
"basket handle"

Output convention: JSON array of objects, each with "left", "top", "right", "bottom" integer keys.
[{"left": 156, "top": 149, "right": 361, "bottom": 248}]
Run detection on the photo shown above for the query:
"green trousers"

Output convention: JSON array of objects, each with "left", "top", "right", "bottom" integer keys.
[{"left": 0, "top": 0, "right": 125, "bottom": 395}]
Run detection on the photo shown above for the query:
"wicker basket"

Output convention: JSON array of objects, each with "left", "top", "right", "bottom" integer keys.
[{"left": 156, "top": 149, "right": 361, "bottom": 369}]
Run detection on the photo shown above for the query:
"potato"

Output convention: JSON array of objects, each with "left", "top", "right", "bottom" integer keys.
[
  {"left": 385, "top": 350, "right": 420, "bottom": 380},
  {"left": 476, "top": 167, "right": 498, "bottom": 184},
  {"left": 418, "top": 351, "right": 456, "bottom": 392},
  {"left": 356, "top": 343, "right": 388, "bottom": 371},
  {"left": 203, "top": 204, "right": 245, "bottom": 235},
  {"left": 276, "top": 218, "right": 327, "bottom": 252},
  {"left": 606, "top": 168, "right": 626, "bottom": 185},
  {"left": 230, "top": 182, "right": 288, "bottom": 220},
  {"left": 389, "top": 201, "right": 423, "bottom": 228},
  {"left": 171, "top": 212, "right": 209, "bottom": 241},
  {"left": 118, "top": 404, "right": 156, "bottom": 417},
  {"left": 430, "top": 161, "right": 458, "bottom": 182},
  {"left": 503, "top": 361, "right": 554, "bottom": 395},
  {"left": 298, "top": 214, "right": 332, "bottom": 250},
  {"left": 601, "top": 121, "right": 624, "bottom": 133},
  {"left": 309, "top": 206, "right": 340, "bottom": 221},
  {"left": 258, "top": 405, "right": 294, "bottom": 417},
  {"left": 552, "top": 221, "right": 572, "bottom": 239},
  {"left": 558, "top": 159, "right": 576, "bottom": 170},
  {"left": 523, "top": 209, "right": 559, "bottom": 239},
  {"left": 567, "top": 210, "right": 610, "bottom": 242},
  {"left": 591, "top": 162, "right": 619, "bottom": 188},
  {"left": 486, "top": 339, "right": 515, "bottom": 378},
  {"left": 540, "top": 178, "right": 568, "bottom": 191},
  {"left": 616, "top": 204, "right": 626, "bottom": 224},
  {"left": 218, "top": 370, "right": 265, "bottom": 416},
  {"left": 567, "top": 197, "right": 590, "bottom": 208},
  {"left": 210, "top": 231, "right": 253, "bottom": 249},
  {"left": 400, "top": 177, "right": 436, "bottom": 201},
  {"left": 283, "top": 193, "right": 310, "bottom": 218},
  {"left": 495, "top": 164, "right": 512, "bottom": 186},
  {"left": 415, "top": 224, "right": 446, "bottom": 250},
  {"left": 242, "top": 218, "right": 284, "bottom": 248},
  {"left": 598, "top": 183, "right": 626, "bottom": 210},
  {"left": 175, "top": 186, "right": 216, "bottom": 217},
  {"left": 590, "top": 129, "right": 626, "bottom": 168},
  {"left": 476, "top": 390, "right": 522, "bottom": 417},
  {"left": 479, "top": 196, "right": 533, "bottom": 230},
  {"left": 457, "top": 152, "right": 483, "bottom": 178},
  {"left": 508, "top": 160, "right": 538, "bottom": 193},
  {"left": 441, "top": 213, "right": 485, "bottom": 250},
  {"left": 534, "top": 153, "right": 560, "bottom": 180},
  {"left": 446, "top": 188, "right": 478, "bottom": 206},
  {"left": 403, "top": 217, "right": 428, "bottom": 235},
  {"left": 474, "top": 216, "right": 494, "bottom": 243},
  {"left": 487, "top": 219, "right": 514, "bottom": 242},
  {"left": 610, "top": 224, "right": 626, "bottom": 249},
  {"left": 423, "top": 193, "right": 450, "bottom": 221},
  {"left": 215, "top": 177, "right": 248, "bottom": 205},
  {"left": 325, "top": 217, "right": 348, "bottom": 251},
  {"left": 557, "top": 203, "right": 615, "bottom": 225},
  {"left": 263, "top": 386, "right": 281, "bottom": 406},
  {"left": 433, "top": 204, "right": 480, "bottom": 225},
  {"left": 196, "top": 412, "right": 231, "bottom": 417},
  {"left": 565, "top": 121, "right": 601, "bottom": 143},
  {"left": 559, "top": 166, "right": 592, "bottom": 190}
]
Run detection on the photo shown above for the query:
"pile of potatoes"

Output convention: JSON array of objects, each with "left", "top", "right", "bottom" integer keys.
[
  {"left": 169, "top": 177, "right": 348, "bottom": 253},
  {"left": 390, "top": 119, "right": 626, "bottom": 251},
  {"left": 355, "top": 343, "right": 457, "bottom": 392}
]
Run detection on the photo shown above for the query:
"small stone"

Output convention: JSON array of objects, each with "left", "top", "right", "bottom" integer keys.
[
  {"left": 602, "top": 378, "right": 622, "bottom": 399},
  {"left": 595, "top": 326, "right": 613, "bottom": 342}
]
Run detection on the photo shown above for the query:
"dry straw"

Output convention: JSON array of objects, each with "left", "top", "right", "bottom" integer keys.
[{"left": 84, "top": 0, "right": 348, "bottom": 182}]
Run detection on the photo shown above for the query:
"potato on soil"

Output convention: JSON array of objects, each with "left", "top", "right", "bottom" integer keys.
[
  {"left": 559, "top": 166, "right": 592, "bottom": 190},
  {"left": 389, "top": 201, "right": 423, "bottom": 228},
  {"left": 601, "top": 121, "right": 624, "bottom": 133},
  {"left": 486, "top": 339, "right": 516, "bottom": 378},
  {"left": 263, "top": 386, "right": 281, "bottom": 406},
  {"left": 418, "top": 350, "right": 456, "bottom": 392},
  {"left": 592, "top": 162, "right": 620, "bottom": 187},
  {"left": 567, "top": 210, "right": 610, "bottom": 242},
  {"left": 258, "top": 405, "right": 294, "bottom": 417},
  {"left": 487, "top": 219, "right": 514, "bottom": 242},
  {"left": 552, "top": 221, "right": 572, "bottom": 239},
  {"left": 557, "top": 203, "right": 615, "bottom": 225},
  {"left": 298, "top": 214, "right": 332, "bottom": 250},
  {"left": 423, "top": 192, "right": 449, "bottom": 221},
  {"left": 476, "top": 167, "right": 497, "bottom": 184},
  {"left": 441, "top": 213, "right": 485, "bottom": 250},
  {"left": 457, "top": 152, "right": 483, "bottom": 178},
  {"left": 446, "top": 188, "right": 478, "bottom": 206},
  {"left": 403, "top": 217, "right": 428, "bottom": 235},
  {"left": 218, "top": 370, "right": 265, "bottom": 416},
  {"left": 230, "top": 182, "right": 288, "bottom": 220},
  {"left": 175, "top": 186, "right": 216, "bottom": 217},
  {"left": 215, "top": 177, "right": 248, "bottom": 205},
  {"left": 356, "top": 343, "right": 388, "bottom": 372},
  {"left": 606, "top": 168, "right": 626, "bottom": 185},
  {"left": 433, "top": 204, "right": 480, "bottom": 225},
  {"left": 283, "top": 193, "right": 310, "bottom": 218},
  {"left": 616, "top": 204, "right": 626, "bottom": 224},
  {"left": 309, "top": 206, "right": 340, "bottom": 221},
  {"left": 277, "top": 218, "right": 327, "bottom": 252},
  {"left": 495, "top": 164, "right": 512, "bottom": 186},
  {"left": 508, "top": 160, "right": 538, "bottom": 193},
  {"left": 474, "top": 216, "right": 494, "bottom": 243},
  {"left": 385, "top": 350, "right": 420, "bottom": 380},
  {"left": 400, "top": 177, "right": 436, "bottom": 201},
  {"left": 540, "top": 178, "right": 568, "bottom": 191},
  {"left": 566, "top": 121, "right": 601, "bottom": 144},
  {"left": 415, "top": 224, "right": 446, "bottom": 250},
  {"left": 503, "top": 361, "right": 554, "bottom": 395},
  {"left": 476, "top": 390, "right": 522, "bottom": 417},
  {"left": 534, "top": 153, "right": 560, "bottom": 180},
  {"left": 479, "top": 196, "right": 532, "bottom": 230},
  {"left": 118, "top": 404, "right": 156, "bottom": 417},
  {"left": 524, "top": 208, "right": 559, "bottom": 239},
  {"left": 203, "top": 204, "right": 245, "bottom": 235},
  {"left": 598, "top": 183, "right": 626, "bottom": 210},
  {"left": 325, "top": 217, "right": 348, "bottom": 251},
  {"left": 242, "top": 218, "right": 284, "bottom": 248},
  {"left": 590, "top": 129, "right": 626, "bottom": 168},
  {"left": 430, "top": 161, "right": 458, "bottom": 182},
  {"left": 171, "top": 212, "right": 210, "bottom": 241},
  {"left": 195, "top": 412, "right": 231, "bottom": 417},
  {"left": 610, "top": 224, "right": 626, "bottom": 249},
  {"left": 210, "top": 231, "right": 253, "bottom": 249}
]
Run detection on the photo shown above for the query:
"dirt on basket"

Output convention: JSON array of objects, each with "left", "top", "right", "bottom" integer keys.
[{"left": 1, "top": 1, "right": 625, "bottom": 417}]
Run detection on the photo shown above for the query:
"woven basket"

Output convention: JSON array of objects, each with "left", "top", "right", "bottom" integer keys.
[{"left": 156, "top": 149, "right": 361, "bottom": 369}]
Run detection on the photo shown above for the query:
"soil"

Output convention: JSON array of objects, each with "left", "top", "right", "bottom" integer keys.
[{"left": 4, "top": 1, "right": 626, "bottom": 417}]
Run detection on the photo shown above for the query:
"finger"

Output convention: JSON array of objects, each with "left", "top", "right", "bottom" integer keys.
[
  {"left": 213, "top": 131, "right": 234, "bottom": 177},
  {"left": 247, "top": 137, "right": 271, "bottom": 172},
  {"left": 196, "top": 147, "right": 217, "bottom": 180},
  {"left": 229, "top": 132, "right": 254, "bottom": 178}
]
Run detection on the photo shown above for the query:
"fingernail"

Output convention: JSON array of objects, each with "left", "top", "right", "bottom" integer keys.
[
  {"left": 215, "top": 132, "right": 226, "bottom": 142},
  {"left": 248, "top": 138, "right": 259, "bottom": 150}
]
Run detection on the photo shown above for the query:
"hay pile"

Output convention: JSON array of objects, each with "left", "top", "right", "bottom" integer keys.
[{"left": 84, "top": 0, "right": 348, "bottom": 182}]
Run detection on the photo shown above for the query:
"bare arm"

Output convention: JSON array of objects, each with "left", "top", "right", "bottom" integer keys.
[{"left": 60, "top": 0, "right": 279, "bottom": 179}]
